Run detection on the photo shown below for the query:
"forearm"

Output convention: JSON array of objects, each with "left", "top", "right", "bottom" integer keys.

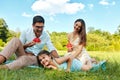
[
  {"left": 50, "top": 50, "right": 59, "bottom": 58},
  {"left": 66, "top": 57, "right": 72, "bottom": 72},
  {"left": 71, "top": 45, "right": 83, "bottom": 58}
]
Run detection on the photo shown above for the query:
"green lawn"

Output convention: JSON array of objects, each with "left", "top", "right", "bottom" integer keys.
[{"left": 0, "top": 51, "right": 120, "bottom": 80}]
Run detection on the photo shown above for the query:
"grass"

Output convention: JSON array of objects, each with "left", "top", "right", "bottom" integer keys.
[{"left": 0, "top": 51, "right": 120, "bottom": 80}]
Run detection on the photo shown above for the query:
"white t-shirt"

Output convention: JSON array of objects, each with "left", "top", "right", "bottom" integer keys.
[{"left": 20, "top": 27, "right": 56, "bottom": 56}]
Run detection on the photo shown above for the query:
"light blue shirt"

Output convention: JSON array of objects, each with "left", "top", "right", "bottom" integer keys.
[{"left": 20, "top": 28, "right": 56, "bottom": 56}]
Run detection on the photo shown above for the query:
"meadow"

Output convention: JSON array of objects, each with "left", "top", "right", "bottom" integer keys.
[{"left": 0, "top": 51, "right": 120, "bottom": 80}]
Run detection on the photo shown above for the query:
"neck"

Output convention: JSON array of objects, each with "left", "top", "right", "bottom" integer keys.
[{"left": 35, "top": 32, "right": 41, "bottom": 38}]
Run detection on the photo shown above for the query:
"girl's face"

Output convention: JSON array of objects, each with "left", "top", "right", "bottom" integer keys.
[
  {"left": 38, "top": 54, "right": 51, "bottom": 66},
  {"left": 74, "top": 21, "right": 82, "bottom": 32}
]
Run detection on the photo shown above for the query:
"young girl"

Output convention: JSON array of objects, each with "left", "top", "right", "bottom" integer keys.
[
  {"left": 37, "top": 50, "right": 97, "bottom": 72},
  {"left": 65, "top": 19, "right": 98, "bottom": 66},
  {"left": 0, "top": 50, "right": 106, "bottom": 71}
]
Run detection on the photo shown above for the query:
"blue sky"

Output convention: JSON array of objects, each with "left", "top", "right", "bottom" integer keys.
[{"left": 0, "top": 0, "right": 120, "bottom": 34}]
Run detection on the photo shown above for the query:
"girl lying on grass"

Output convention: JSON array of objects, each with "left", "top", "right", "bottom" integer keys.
[
  {"left": 37, "top": 50, "right": 106, "bottom": 72},
  {"left": 0, "top": 50, "right": 106, "bottom": 71}
]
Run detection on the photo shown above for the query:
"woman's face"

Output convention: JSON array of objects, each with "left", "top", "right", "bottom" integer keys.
[
  {"left": 74, "top": 21, "right": 82, "bottom": 32},
  {"left": 38, "top": 54, "right": 51, "bottom": 66}
]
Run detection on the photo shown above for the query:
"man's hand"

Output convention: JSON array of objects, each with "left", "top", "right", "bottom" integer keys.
[{"left": 24, "top": 41, "right": 36, "bottom": 49}]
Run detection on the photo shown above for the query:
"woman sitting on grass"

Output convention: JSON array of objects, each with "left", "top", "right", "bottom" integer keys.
[{"left": 37, "top": 50, "right": 106, "bottom": 72}]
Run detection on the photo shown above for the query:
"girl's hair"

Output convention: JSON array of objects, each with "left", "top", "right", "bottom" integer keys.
[
  {"left": 37, "top": 50, "right": 50, "bottom": 56},
  {"left": 37, "top": 50, "right": 50, "bottom": 67},
  {"left": 74, "top": 19, "right": 86, "bottom": 46}
]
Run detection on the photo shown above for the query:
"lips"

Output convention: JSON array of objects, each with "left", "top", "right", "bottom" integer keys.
[{"left": 33, "top": 38, "right": 41, "bottom": 43}]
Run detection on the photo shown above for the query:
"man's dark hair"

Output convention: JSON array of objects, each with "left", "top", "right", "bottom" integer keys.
[{"left": 32, "top": 15, "right": 45, "bottom": 25}]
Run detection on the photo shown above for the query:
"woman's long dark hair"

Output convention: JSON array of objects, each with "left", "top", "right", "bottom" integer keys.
[{"left": 74, "top": 19, "right": 86, "bottom": 46}]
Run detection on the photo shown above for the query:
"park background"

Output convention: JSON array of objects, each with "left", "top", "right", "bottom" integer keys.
[{"left": 0, "top": 0, "right": 120, "bottom": 80}]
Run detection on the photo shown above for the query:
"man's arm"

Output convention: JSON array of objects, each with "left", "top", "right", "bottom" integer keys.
[
  {"left": 50, "top": 50, "right": 59, "bottom": 58},
  {"left": 45, "top": 32, "right": 59, "bottom": 58},
  {"left": 23, "top": 41, "right": 36, "bottom": 49}
]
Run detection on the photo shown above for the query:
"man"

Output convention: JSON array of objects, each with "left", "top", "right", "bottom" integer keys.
[{"left": 0, "top": 15, "right": 59, "bottom": 70}]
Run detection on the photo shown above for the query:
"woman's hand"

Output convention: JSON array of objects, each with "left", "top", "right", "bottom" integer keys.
[{"left": 67, "top": 47, "right": 73, "bottom": 52}]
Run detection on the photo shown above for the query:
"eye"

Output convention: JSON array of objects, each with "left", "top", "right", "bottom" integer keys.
[{"left": 43, "top": 57, "right": 45, "bottom": 59}]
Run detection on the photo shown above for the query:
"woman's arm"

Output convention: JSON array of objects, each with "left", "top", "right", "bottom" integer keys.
[{"left": 71, "top": 44, "right": 84, "bottom": 58}]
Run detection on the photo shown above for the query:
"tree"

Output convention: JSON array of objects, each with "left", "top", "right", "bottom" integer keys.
[
  {"left": 117, "top": 25, "right": 120, "bottom": 35},
  {"left": 0, "top": 18, "right": 9, "bottom": 42}
]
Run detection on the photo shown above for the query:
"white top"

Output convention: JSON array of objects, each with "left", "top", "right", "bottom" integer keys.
[
  {"left": 67, "top": 33, "right": 91, "bottom": 64},
  {"left": 20, "top": 27, "right": 56, "bottom": 56}
]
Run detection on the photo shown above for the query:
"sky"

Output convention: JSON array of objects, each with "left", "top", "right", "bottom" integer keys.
[{"left": 0, "top": 0, "right": 120, "bottom": 34}]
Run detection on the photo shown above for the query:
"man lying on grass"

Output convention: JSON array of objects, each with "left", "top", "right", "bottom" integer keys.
[{"left": 37, "top": 50, "right": 106, "bottom": 72}]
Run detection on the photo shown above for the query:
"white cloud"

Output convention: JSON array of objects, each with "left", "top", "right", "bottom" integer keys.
[
  {"left": 88, "top": 4, "right": 94, "bottom": 10},
  {"left": 31, "top": 0, "right": 85, "bottom": 15},
  {"left": 99, "top": 0, "right": 116, "bottom": 6},
  {"left": 111, "top": 1, "right": 116, "bottom": 5},
  {"left": 22, "top": 12, "right": 32, "bottom": 17},
  {"left": 99, "top": 0, "right": 109, "bottom": 5}
]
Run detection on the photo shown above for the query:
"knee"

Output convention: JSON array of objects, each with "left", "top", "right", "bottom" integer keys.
[
  {"left": 0, "top": 55, "right": 6, "bottom": 64},
  {"left": 12, "top": 37, "right": 20, "bottom": 42},
  {"left": 11, "top": 37, "right": 21, "bottom": 44}
]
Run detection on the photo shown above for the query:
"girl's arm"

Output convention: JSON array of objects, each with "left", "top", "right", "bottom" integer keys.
[
  {"left": 55, "top": 55, "right": 70, "bottom": 64},
  {"left": 55, "top": 55, "right": 73, "bottom": 72},
  {"left": 66, "top": 57, "right": 72, "bottom": 72}
]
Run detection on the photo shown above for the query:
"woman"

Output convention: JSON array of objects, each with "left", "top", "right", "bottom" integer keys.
[{"left": 65, "top": 19, "right": 105, "bottom": 69}]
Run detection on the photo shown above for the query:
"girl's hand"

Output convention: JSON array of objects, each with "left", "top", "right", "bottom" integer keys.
[{"left": 66, "top": 68, "right": 70, "bottom": 72}]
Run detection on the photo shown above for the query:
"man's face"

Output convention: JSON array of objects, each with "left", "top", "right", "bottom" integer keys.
[
  {"left": 33, "top": 22, "right": 44, "bottom": 35},
  {"left": 38, "top": 54, "right": 51, "bottom": 66}
]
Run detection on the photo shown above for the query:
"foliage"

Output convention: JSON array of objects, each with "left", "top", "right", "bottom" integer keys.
[
  {"left": 50, "top": 32, "right": 68, "bottom": 50},
  {"left": 0, "top": 19, "right": 120, "bottom": 51},
  {"left": 0, "top": 18, "right": 9, "bottom": 42}
]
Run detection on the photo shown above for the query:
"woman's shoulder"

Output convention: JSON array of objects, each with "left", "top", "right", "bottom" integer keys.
[
  {"left": 68, "top": 32, "right": 73, "bottom": 35},
  {"left": 67, "top": 32, "right": 73, "bottom": 38}
]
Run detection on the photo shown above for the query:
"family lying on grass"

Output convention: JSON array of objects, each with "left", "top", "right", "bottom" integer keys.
[{"left": 0, "top": 15, "right": 106, "bottom": 72}]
